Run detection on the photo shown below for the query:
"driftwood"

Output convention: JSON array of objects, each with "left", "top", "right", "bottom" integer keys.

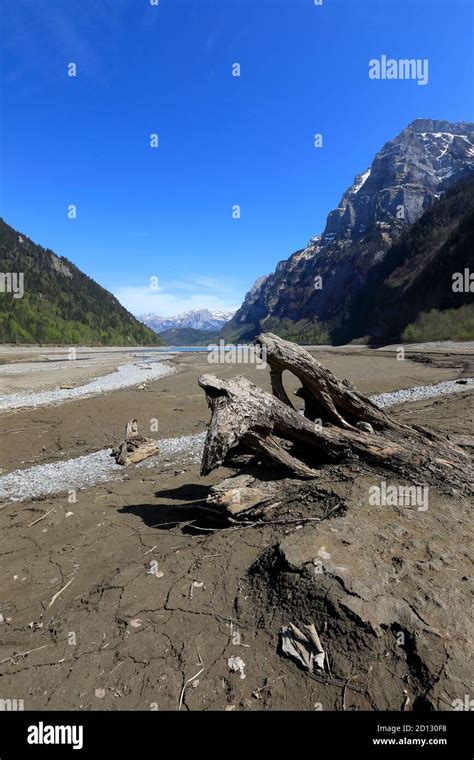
[
  {"left": 111, "top": 418, "right": 159, "bottom": 465},
  {"left": 256, "top": 333, "right": 399, "bottom": 432},
  {"left": 207, "top": 474, "right": 279, "bottom": 517},
  {"left": 198, "top": 334, "right": 472, "bottom": 490}
]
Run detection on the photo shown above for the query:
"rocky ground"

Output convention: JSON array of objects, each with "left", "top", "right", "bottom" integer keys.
[{"left": 0, "top": 344, "right": 472, "bottom": 711}]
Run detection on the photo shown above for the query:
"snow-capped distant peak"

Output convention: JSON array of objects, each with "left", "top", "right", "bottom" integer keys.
[{"left": 140, "top": 308, "right": 236, "bottom": 333}]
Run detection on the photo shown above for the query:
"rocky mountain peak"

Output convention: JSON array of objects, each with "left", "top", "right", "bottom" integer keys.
[
  {"left": 225, "top": 118, "right": 474, "bottom": 344},
  {"left": 141, "top": 308, "right": 235, "bottom": 333},
  {"left": 322, "top": 119, "right": 474, "bottom": 243}
]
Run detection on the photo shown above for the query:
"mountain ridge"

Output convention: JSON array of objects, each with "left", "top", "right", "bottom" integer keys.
[
  {"left": 141, "top": 308, "right": 235, "bottom": 334},
  {"left": 224, "top": 118, "right": 474, "bottom": 344},
  {"left": 0, "top": 219, "right": 164, "bottom": 346}
]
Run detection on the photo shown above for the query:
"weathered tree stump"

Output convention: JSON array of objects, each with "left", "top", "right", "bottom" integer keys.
[
  {"left": 111, "top": 418, "right": 159, "bottom": 465},
  {"left": 198, "top": 334, "right": 472, "bottom": 491},
  {"left": 256, "top": 333, "right": 399, "bottom": 432}
]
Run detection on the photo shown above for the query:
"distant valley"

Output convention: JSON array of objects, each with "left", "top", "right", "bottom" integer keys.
[
  {"left": 1, "top": 119, "right": 472, "bottom": 347},
  {"left": 140, "top": 309, "right": 235, "bottom": 334}
]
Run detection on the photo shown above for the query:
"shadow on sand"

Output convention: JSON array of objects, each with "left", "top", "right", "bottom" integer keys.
[{"left": 118, "top": 482, "right": 229, "bottom": 533}]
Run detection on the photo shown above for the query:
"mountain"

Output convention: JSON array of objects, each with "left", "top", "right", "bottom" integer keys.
[
  {"left": 159, "top": 327, "right": 220, "bottom": 346},
  {"left": 0, "top": 219, "right": 164, "bottom": 345},
  {"left": 224, "top": 119, "right": 474, "bottom": 344},
  {"left": 141, "top": 308, "right": 235, "bottom": 333},
  {"left": 349, "top": 173, "right": 474, "bottom": 343}
]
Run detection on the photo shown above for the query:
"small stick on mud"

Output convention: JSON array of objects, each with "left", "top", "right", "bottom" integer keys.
[
  {"left": 0, "top": 644, "right": 48, "bottom": 666},
  {"left": 47, "top": 577, "right": 75, "bottom": 608},
  {"left": 28, "top": 509, "right": 56, "bottom": 527},
  {"left": 178, "top": 648, "right": 204, "bottom": 711},
  {"left": 342, "top": 676, "right": 354, "bottom": 711},
  {"left": 307, "top": 670, "right": 365, "bottom": 695},
  {"left": 252, "top": 675, "right": 285, "bottom": 698}
]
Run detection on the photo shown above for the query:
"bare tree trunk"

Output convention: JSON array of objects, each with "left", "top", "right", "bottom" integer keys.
[
  {"left": 198, "top": 334, "right": 471, "bottom": 489},
  {"left": 255, "top": 333, "right": 400, "bottom": 431}
]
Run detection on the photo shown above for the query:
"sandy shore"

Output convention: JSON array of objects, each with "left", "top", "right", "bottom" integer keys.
[
  {"left": 0, "top": 343, "right": 472, "bottom": 711},
  {"left": 0, "top": 347, "right": 177, "bottom": 397}
]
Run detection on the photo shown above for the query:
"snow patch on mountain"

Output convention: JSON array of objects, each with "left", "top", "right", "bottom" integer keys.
[
  {"left": 224, "top": 118, "right": 474, "bottom": 342},
  {"left": 352, "top": 168, "right": 371, "bottom": 194},
  {"left": 140, "top": 309, "right": 236, "bottom": 333}
]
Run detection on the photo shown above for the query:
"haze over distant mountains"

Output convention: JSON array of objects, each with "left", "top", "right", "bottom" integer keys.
[
  {"left": 140, "top": 309, "right": 235, "bottom": 334},
  {"left": 224, "top": 119, "right": 474, "bottom": 344}
]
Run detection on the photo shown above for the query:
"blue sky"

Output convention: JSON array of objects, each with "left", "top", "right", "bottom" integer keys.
[{"left": 1, "top": 0, "right": 473, "bottom": 317}]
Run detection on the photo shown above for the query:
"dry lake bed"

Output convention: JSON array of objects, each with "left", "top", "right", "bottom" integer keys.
[{"left": 0, "top": 342, "right": 472, "bottom": 711}]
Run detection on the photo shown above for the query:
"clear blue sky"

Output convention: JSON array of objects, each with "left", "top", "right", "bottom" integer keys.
[{"left": 1, "top": 0, "right": 473, "bottom": 316}]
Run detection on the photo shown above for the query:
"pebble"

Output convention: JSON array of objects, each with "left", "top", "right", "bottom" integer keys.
[
  {"left": 370, "top": 378, "right": 473, "bottom": 408},
  {"left": 0, "top": 359, "right": 175, "bottom": 411},
  {"left": 0, "top": 433, "right": 206, "bottom": 504},
  {"left": 0, "top": 377, "right": 471, "bottom": 505}
]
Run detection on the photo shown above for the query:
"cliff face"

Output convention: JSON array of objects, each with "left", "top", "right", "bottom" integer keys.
[
  {"left": 343, "top": 173, "right": 474, "bottom": 343},
  {"left": 224, "top": 119, "right": 474, "bottom": 344}
]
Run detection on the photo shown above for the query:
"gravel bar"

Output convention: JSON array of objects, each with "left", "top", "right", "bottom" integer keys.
[
  {"left": 370, "top": 377, "right": 473, "bottom": 407},
  {"left": 0, "top": 378, "right": 472, "bottom": 504},
  {"left": 0, "top": 433, "right": 206, "bottom": 504},
  {"left": 0, "top": 359, "right": 175, "bottom": 411}
]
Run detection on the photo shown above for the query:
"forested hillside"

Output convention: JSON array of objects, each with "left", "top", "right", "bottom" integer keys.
[{"left": 0, "top": 220, "right": 163, "bottom": 345}]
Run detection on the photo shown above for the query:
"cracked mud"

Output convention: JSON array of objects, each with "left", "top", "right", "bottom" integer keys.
[{"left": 0, "top": 347, "right": 472, "bottom": 711}]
